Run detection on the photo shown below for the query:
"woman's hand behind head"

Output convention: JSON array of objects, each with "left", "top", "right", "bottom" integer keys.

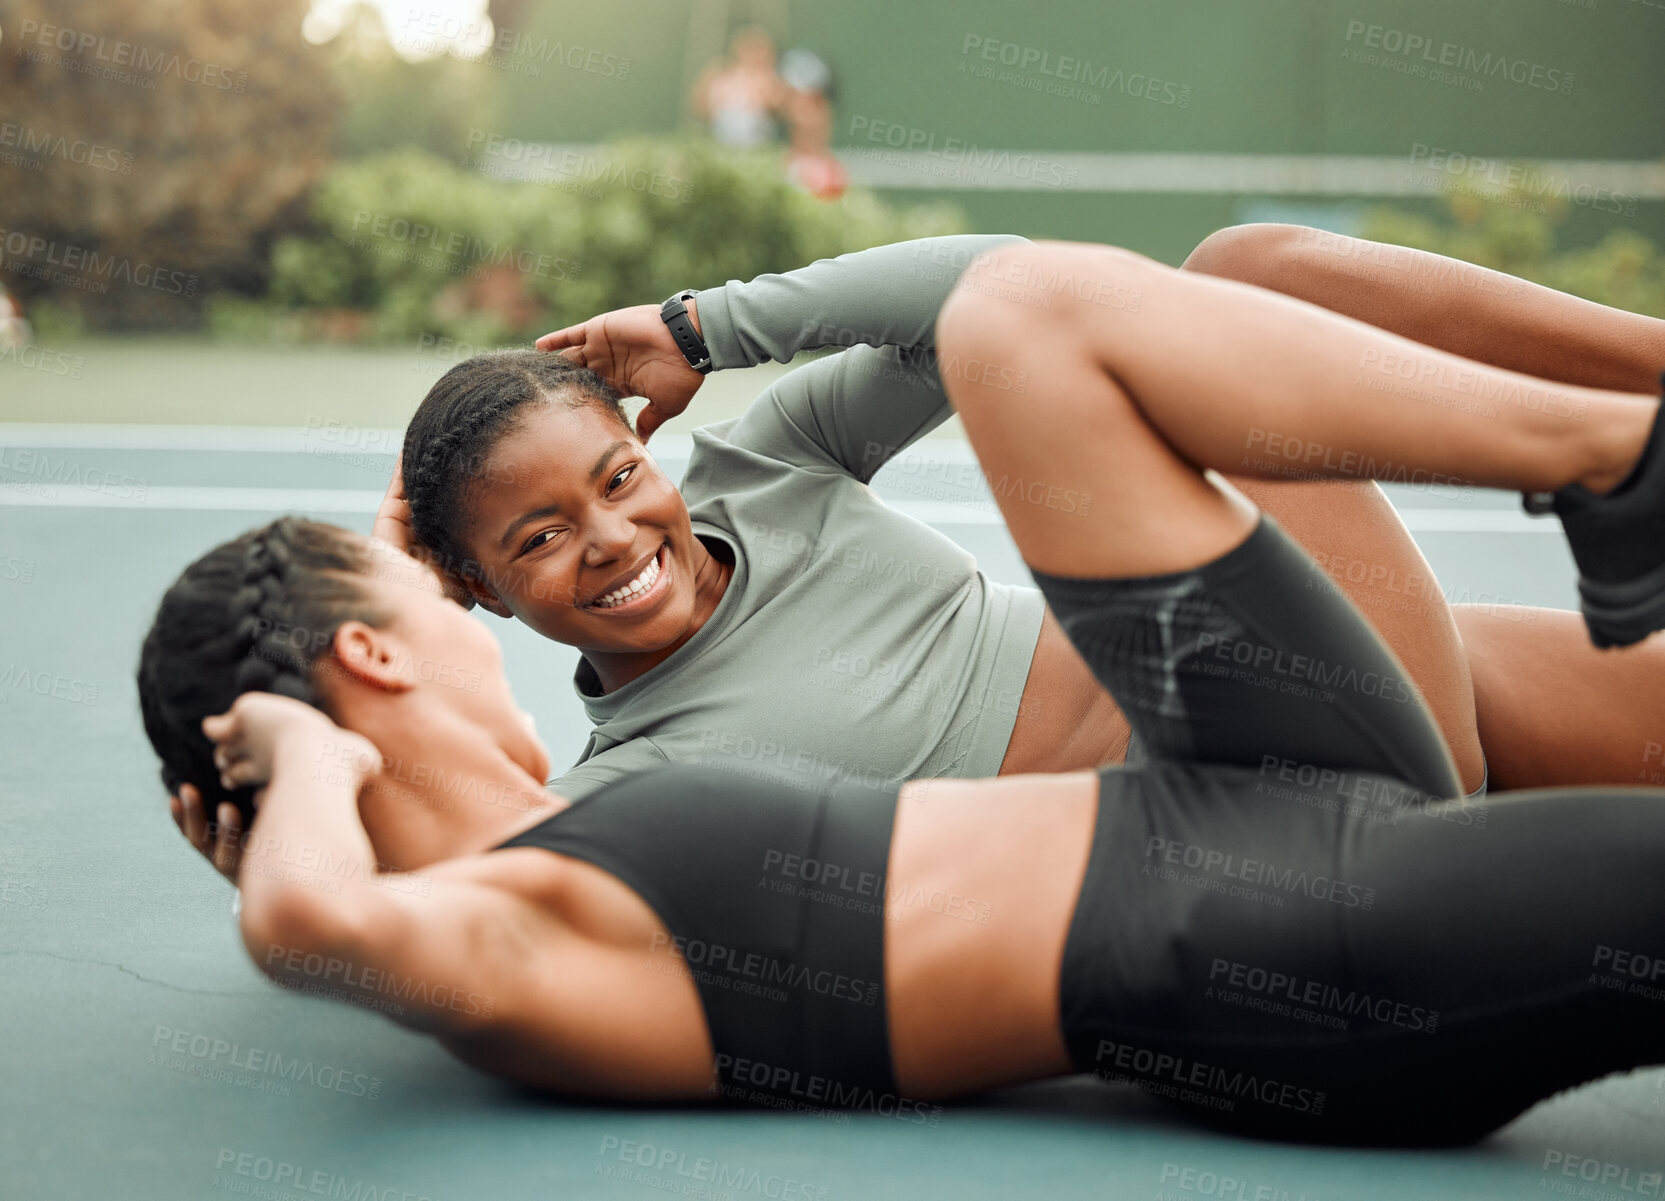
[
  {"left": 535, "top": 302, "right": 705, "bottom": 442},
  {"left": 169, "top": 782, "right": 244, "bottom": 884},
  {"left": 372, "top": 452, "right": 475, "bottom": 609},
  {"left": 203, "top": 692, "right": 380, "bottom": 797}
]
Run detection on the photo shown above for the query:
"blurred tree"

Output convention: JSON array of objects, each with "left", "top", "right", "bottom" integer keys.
[
  {"left": 0, "top": 0, "right": 338, "bottom": 328},
  {"left": 319, "top": 2, "right": 501, "bottom": 162}
]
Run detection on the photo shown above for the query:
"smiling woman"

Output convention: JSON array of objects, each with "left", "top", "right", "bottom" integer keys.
[
  {"left": 390, "top": 234, "right": 1095, "bottom": 802},
  {"left": 401, "top": 349, "right": 737, "bottom": 692}
]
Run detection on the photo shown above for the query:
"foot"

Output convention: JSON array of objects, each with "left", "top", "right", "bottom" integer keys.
[{"left": 1524, "top": 375, "right": 1665, "bottom": 648}]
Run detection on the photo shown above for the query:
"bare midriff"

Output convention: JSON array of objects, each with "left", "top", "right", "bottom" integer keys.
[
  {"left": 885, "top": 771, "right": 1099, "bottom": 1097},
  {"left": 997, "top": 607, "right": 1129, "bottom": 775}
]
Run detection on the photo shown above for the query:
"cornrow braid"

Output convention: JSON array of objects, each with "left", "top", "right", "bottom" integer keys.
[
  {"left": 137, "top": 518, "right": 390, "bottom": 826},
  {"left": 230, "top": 522, "right": 317, "bottom": 703},
  {"left": 403, "top": 350, "right": 627, "bottom": 585}
]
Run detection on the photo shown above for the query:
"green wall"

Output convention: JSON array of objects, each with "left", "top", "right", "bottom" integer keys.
[{"left": 492, "top": 0, "right": 1665, "bottom": 259}]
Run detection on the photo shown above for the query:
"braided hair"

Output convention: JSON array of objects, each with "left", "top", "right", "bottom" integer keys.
[
  {"left": 403, "top": 350, "right": 627, "bottom": 585},
  {"left": 136, "top": 517, "right": 390, "bottom": 825}
]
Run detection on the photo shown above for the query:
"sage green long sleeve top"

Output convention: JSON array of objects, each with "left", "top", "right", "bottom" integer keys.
[{"left": 549, "top": 234, "right": 1048, "bottom": 798}]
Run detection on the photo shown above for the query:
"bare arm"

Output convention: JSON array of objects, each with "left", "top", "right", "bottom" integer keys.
[
  {"left": 203, "top": 695, "right": 720, "bottom": 1097},
  {"left": 244, "top": 873, "right": 531, "bottom": 1038},
  {"left": 1182, "top": 224, "right": 1665, "bottom": 394},
  {"left": 207, "top": 694, "right": 530, "bottom": 1036},
  {"left": 690, "top": 63, "right": 716, "bottom": 121}
]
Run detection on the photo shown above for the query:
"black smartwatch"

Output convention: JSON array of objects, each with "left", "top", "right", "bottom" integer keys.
[{"left": 660, "top": 289, "right": 711, "bottom": 374}]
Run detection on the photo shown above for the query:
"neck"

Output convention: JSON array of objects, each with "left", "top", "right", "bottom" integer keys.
[
  {"left": 350, "top": 703, "right": 564, "bottom": 872},
  {"left": 584, "top": 534, "right": 733, "bottom": 694}
]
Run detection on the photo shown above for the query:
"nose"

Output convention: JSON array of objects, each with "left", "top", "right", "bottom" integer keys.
[{"left": 582, "top": 507, "right": 636, "bottom": 567}]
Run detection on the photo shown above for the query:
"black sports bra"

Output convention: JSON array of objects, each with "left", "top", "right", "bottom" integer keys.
[{"left": 496, "top": 764, "right": 901, "bottom": 1110}]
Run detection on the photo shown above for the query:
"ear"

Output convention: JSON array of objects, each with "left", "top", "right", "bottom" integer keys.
[
  {"left": 328, "top": 622, "right": 418, "bottom": 693},
  {"left": 465, "top": 576, "right": 514, "bottom": 619}
]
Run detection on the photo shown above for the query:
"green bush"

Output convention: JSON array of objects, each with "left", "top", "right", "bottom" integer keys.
[
  {"left": 240, "top": 141, "right": 966, "bottom": 345},
  {"left": 1362, "top": 185, "right": 1665, "bottom": 318}
]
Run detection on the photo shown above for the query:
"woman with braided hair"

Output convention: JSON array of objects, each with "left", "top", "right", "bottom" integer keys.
[
  {"left": 143, "top": 520, "right": 372, "bottom": 828},
  {"left": 170, "top": 229, "right": 1665, "bottom": 880},
  {"left": 142, "top": 236, "right": 1665, "bottom": 1144},
  {"left": 141, "top": 516, "right": 546, "bottom": 838}
]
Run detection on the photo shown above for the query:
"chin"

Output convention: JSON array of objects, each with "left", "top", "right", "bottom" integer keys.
[{"left": 587, "top": 605, "right": 691, "bottom": 653}]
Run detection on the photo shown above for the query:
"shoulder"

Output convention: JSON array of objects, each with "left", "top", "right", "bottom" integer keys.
[
  {"left": 683, "top": 414, "right": 816, "bottom": 478},
  {"left": 684, "top": 373, "right": 861, "bottom": 485},
  {"left": 682, "top": 419, "right": 854, "bottom": 531}
]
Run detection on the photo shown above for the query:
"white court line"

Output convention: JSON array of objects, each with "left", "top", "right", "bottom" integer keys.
[
  {"left": 0, "top": 482, "right": 1561, "bottom": 532},
  {"left": 477, "top": 145, "right": 1665, "bottom": 197},
  {"left": 0, "top": 486, "right": 387, "bottom": 512},
  {"left": 0, "top": 424, "right": 703, "bottom": 458},
  {"left": 0, "top": 424, "right": 339, "bottom": 451},
  {"left": 841, "top": 152, "right": 1665, "bottom": 195},
  {"left": 1392, "top": 508, "right": 1559, "bottom": 533},
  {"left": 0, "top": 426, "right": 1551, "bottom": 530}
]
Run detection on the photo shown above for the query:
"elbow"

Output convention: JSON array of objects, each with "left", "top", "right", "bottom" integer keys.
[
  {"left": 1181, "top": 223, "right": 1306, "bottom": 286},
  {"left": 239, "top": 887, "right": 369, "bottom": 984}
]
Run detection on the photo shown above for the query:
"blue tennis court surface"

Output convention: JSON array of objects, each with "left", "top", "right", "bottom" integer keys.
[{"left": 4, "top": 425, "right": 1653, "bottom": 1201}]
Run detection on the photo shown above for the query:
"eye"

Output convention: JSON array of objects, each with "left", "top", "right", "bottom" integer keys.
[
  {"left": 607, "top": 464, "right": 636, "bottom": 493},
  {"left": 521, "top": 528, "right": 564, "bottom": 554}
]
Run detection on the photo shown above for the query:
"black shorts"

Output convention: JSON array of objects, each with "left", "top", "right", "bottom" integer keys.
[
  {"left": 1032, "top": 517, "right": 1665, "bottom": 1145},
  {"left": 1031, "top": 515, "right": 1462, "bottom": 797}
]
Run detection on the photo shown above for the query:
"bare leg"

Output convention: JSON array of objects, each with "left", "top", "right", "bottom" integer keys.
[
  {"left": 1452, "top": 607, "right": 1665, "bottom": 788},
  {"left": 1184, "top": 224, "right": 1665, "bottom": 790},
  {"left": 1171, "top": 231, "right": 1512, "bottom": 790},
  {"left": 936, "top": 241, "right": 1654, "bottom": 581},
  {"left": 1228, "top": 477, "right": 1485, "bottom": 790},
  {"left": 1182, "top": 223, "right": 1665, "bottom": 392}
]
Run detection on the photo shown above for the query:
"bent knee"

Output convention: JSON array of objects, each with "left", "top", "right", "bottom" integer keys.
[
  {"left": 939, "top": 241, "right": 1156, "bottom": 351},
  {"left": 1181, "top": 223, "right": 1305, "bottom": 282}
]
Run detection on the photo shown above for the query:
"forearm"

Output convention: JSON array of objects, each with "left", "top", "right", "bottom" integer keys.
[
  {"left": 697, "top": 234, "right": 1028, "bottom": 369},
  {"left": 235, "top": 735, "right": 383, "bottom": 938},
  {"left": 1183, "top": 224, "right": 1665, "bottom": 393}
]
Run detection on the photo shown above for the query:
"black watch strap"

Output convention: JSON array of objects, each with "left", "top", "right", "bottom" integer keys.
[{"left": 660, "top": 289, "right": 711, "bottom": 374}]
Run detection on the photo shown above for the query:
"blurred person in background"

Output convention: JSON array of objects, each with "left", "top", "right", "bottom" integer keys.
[
  {"left": 0, "top": 280, "right": 31, "bottom": 349},
  {"left": 780, "top": 48, "right": 846, "bottom": 200},
  {"left": 692, "top": 26, "right": 788, "bottom": 150}
]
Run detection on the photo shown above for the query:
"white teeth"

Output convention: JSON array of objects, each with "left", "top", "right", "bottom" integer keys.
[{"left": 589, "top": 553, "right": 661, "bottom": 609}]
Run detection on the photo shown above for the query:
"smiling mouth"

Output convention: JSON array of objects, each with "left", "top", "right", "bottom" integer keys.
[{"left": 584, "top": 544, "right": 670, "bottom": 613}]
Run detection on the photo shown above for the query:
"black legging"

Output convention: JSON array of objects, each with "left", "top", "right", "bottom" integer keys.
[{"left": 1036, "top": 516, "right": 1665, "bottom": 1145}]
